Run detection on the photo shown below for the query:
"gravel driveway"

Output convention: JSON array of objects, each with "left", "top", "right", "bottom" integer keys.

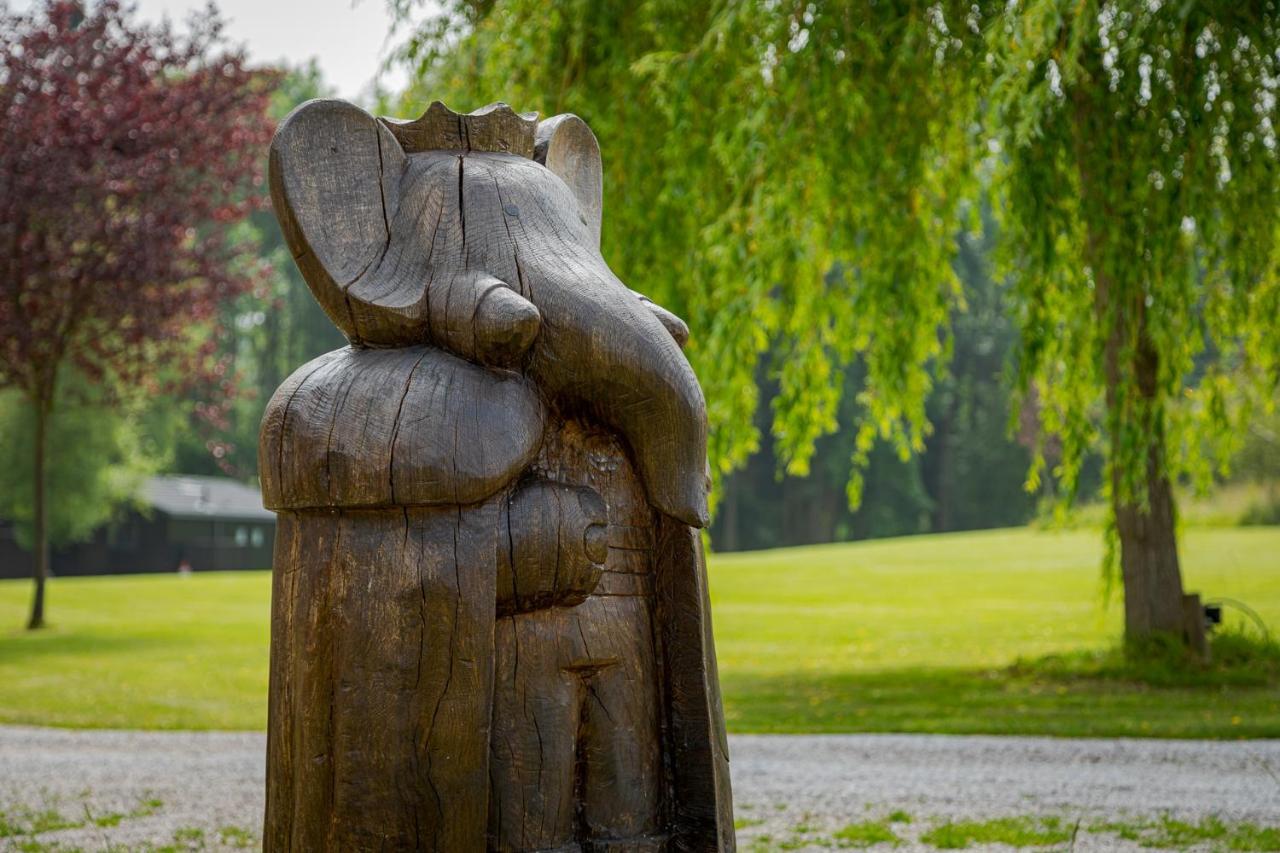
[{"left": 1, "top": 726, "right": 1276, "bottom": 851}]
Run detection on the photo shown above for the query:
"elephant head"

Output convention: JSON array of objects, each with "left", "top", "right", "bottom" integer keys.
[{"left": 269, "top": 100, "right": 709, "bottom": 527}]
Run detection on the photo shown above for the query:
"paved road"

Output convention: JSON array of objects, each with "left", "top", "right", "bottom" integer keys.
[{"left": 1, "top": 726, "right": 1276, "bottom": 851}]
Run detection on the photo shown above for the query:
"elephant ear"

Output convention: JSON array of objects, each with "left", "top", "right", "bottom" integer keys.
[
  {"left": 269, "top": 99, "right": 405, "bottom": 343},
  {"left": 535, "top": 114, "right": 603, "bottom": 249}
]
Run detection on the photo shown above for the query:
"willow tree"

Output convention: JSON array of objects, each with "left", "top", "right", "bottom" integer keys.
[
  {"left": 386, "top": 0, "right": 988, "bottom": 503},
  {"left": 991, "top": 2, "right": 1280, "bottom": 642},
  {"left": 386, "top": 0, "right": 1280, "bottom": 649}
]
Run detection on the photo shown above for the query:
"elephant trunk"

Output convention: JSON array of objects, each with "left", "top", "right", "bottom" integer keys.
[{"left": 528, "top": 271, "right": 710, "bottom": 528}]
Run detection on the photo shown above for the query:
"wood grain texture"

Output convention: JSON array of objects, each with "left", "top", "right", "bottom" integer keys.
[
  {"left": 263, "top": 99, "right": 733, "bottom": 851},
  {"left": 382, "top": 101, "right": 538, "bottom": 159},
  {"left": 266, "top": 505, "right": 498, "bottom": 850},
  {"left": 496, "top": 478, "right": 608, "bottom": 617},
  {"left": 269, "top": 99, "right": 403, "bottom": 345},
  {"left": 270, "top": 98, "right": 710, "bottom": 523},
  {"left": 259, "top": 345, "right": 544, "bottom": 510},
  {"left": 534, "top": 114, "right": 604, "bottom": 248}
]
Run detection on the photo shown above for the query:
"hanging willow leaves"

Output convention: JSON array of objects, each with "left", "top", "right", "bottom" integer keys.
[
  {"left": 385, "top": 0, "right": 1280, "bottom": 645},
  {"left": 988, "top": 1, "right": 1280, "bottom": 629},
  {"left": 385, "top": 0, "right": 988, "bottom": 507}
]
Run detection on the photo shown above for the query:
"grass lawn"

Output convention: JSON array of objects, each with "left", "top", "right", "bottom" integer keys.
[{"left": 0, "top": 527, "right": 1276, "bottom": 735}]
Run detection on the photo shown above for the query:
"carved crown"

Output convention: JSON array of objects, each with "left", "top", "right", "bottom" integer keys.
[{"left": 379, "top": 101, "right": 540, "bottom": 159}]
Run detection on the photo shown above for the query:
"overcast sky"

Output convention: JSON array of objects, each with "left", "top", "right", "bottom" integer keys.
[{"left": 13, "top": 0, "right": 421, "bottom": 100}]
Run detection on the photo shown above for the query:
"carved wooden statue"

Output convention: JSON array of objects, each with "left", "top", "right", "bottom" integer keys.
[{"left": 260, "top": 99, "right": 735, "bottom": 852}]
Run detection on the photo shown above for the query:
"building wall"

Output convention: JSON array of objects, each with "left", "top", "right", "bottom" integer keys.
[{"left": 0, "top": 513, "right": 275, "bottom": 580}]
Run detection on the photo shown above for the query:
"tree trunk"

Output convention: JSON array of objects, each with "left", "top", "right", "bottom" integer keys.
[
  {"left": 1111, "top": 439, "right": 1185, "bottom": 641},
  {"left": 1072, "top": 72, "right": 1192, "bottom": 651},
  {"left": 27, "top": 401, "right": 49, "bottom": 630},
  {"left": 1104, "top": 309, "right": 1186, "bottom": 643}
]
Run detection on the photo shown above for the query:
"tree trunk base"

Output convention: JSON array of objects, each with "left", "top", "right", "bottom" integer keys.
[{"left": 1180, "top": 592, "right": 1209, "bottom": 663}]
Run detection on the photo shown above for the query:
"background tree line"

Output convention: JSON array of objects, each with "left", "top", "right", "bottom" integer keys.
[{"left": 712, "top": 207, "right": 1056, "bottom": 550}]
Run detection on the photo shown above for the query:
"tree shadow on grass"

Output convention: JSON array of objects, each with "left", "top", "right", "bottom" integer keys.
[
  {"left": 0, "top": 629, "right": 170, "bottom": 663},
  {"left": 1010, "top": 628, "right": 1280, "bottom": 689},
  {"left": 721, "top": 654, "right": 1280, "bottom": 738}
]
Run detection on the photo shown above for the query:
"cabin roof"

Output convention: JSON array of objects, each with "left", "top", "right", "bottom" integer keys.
[{"left": 143, "top": 475, "right": 273, "bottom": 522}]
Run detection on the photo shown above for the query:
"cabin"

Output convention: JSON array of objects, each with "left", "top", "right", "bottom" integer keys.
[{"left": 0, "top": 475, "right": 275, "bottom": 579}]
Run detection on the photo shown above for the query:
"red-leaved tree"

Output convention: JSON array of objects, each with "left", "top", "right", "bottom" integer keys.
[{"left": 0, "top": 0, "right": 278, "bottom": 628}]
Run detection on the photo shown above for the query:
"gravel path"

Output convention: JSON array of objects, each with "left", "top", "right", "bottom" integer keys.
[{"left": 1, "top": 726, "right": 1277, "bottom": 851}]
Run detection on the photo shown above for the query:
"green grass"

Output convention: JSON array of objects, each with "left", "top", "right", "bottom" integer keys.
[
  {"left": 832, "top": 819, "right": 901, "bottom": 847},
  {"left": 0, "top": 794, "right": 162, "bottom": 844},
  {"left": 1091, "top": 816, "right": 1280, "bottom": 851},
  {"left": 0, "top": 527, "right": 1277, "bottom": 734},
  {"left": 710, "top": 527, "right": 1280, "bottom": 736},
  {"left": 216, "top": 825, "right": 257, "bottom": 849},
  {"left": 0, "top": 573, "right": 270, "bottom": 729},
  {"left": 920, "top": 816, "right": 1073, "bottom": 849},
  {"left": 1012, "top": 629, "right": 1280, "bottom": 689}
]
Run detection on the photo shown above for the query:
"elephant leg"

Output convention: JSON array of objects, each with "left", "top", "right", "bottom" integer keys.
[
  {"left": 265, "top": 507, "right": 497, "bottom": 852},
  {"left": 264, "top": 511, "right": 327, "bottom": 853},
  {"left": 489, "top": 609, "right": 583, "bottom": 852},
  {"left": 575, "top": 597, "right": 664, "bottom": 849}
]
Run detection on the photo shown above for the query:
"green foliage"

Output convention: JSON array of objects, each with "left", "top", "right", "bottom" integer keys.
[
  {"left": 1242, "top": 500, "right": 1280, "bottom": 526},
  {"left": 382, "top": 3, "right": 1280, "bottom": 640},
  {"left": 387, "top": 0, "right": 988, "bottom": 507},
  {"left": 170, "top": 62, "right": 345, "bottom": 480},
  {"left": 1237, "top": 409, "right": 1280, "bottom": 524},
  {"left": 926, "top": 212, "right": 1039, "bottom": 531},
  {"left": 1046, "top": 480, "right": 1277, "bottom": 529},
  {"left": 989, "top": 1, "right": 1280, "bottom": 529},
  {"left": 0, "top": 378, "right": 161, "bottom": 552},
  {"left": 1238, "top": 410, "right": 1280, "bottom": 485},
  {"left": 920, "top": 816, "right": 1072, "bottom": 849},
  {"left": 711, "top": 205, "right": 1036, "bottom": 550}
]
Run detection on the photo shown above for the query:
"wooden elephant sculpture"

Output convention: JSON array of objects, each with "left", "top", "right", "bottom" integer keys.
[{"left": 260, "top": 99, "right": 734, "bottom": 852}]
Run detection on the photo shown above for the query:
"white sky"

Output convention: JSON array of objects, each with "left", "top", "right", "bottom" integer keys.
[{"left": 13, "top": 0, "right": 421, "bottom": 100}]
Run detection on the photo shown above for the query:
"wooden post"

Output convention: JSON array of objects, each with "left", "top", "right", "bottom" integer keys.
[{"left": 261, "top": 100, "right": 734, "bottom": 851}]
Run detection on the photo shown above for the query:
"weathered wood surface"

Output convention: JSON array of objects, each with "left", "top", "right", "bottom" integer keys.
[
  {"left": 263, "top": 99, "right": 734, "bottom": 851},
  {"left": 260, "top": 346, "right": 544, "bottom": 509},
  {"left": 265, "top": 504, "right": 499, "bottom": 851}
]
